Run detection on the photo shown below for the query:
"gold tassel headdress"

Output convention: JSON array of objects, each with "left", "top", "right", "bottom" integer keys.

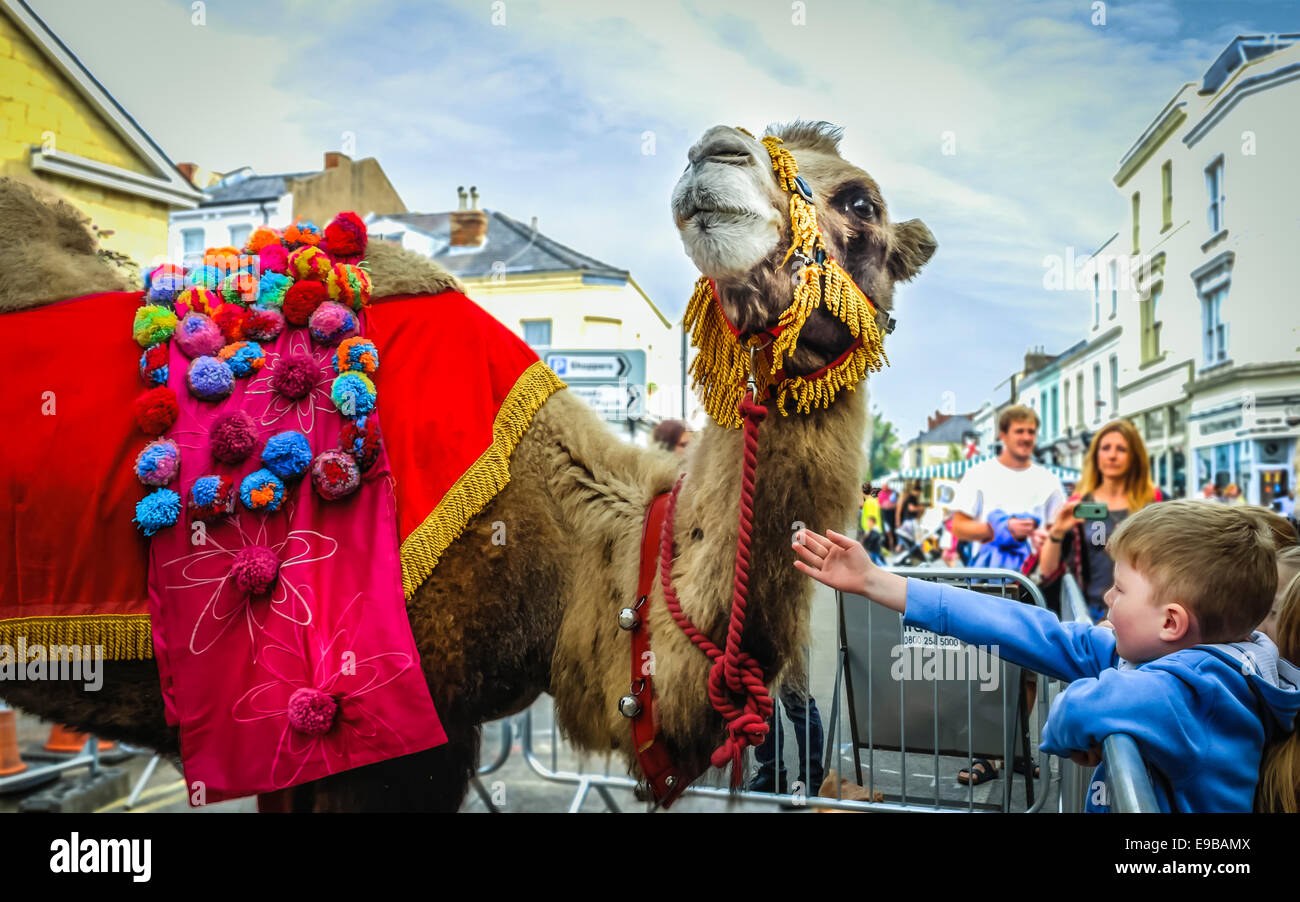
[{"left": 683, "top": 133, "right": 890, "bottom": 428}]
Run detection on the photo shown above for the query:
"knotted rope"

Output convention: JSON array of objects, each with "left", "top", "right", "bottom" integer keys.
[{"left": 659, "top": 390, "right": 775, "bottom": 784}]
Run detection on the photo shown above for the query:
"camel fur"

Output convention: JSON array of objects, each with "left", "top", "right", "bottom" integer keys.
[{"left": 0, "top": 121, "right": 934, "bottom": 810}]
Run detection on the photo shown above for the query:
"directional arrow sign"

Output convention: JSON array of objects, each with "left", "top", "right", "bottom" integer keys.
[
  {"left": 546, "top": 350, "right": 648, "bottom": 424},
  {"left": 545, "top": 352, "right": 635, "bottom": 380}
]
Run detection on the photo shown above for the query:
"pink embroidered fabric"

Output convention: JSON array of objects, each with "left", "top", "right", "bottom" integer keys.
[{"left": 147, "top": 321, "right": 446, "bottom": 804}]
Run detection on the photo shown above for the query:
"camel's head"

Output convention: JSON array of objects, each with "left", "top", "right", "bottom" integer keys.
[{"left": 671, "top": 121, "right": 936, "bottom": 376}]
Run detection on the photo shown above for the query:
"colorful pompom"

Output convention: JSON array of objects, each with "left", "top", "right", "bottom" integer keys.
[
  {"left": 310, "top": 449, "right": 360, "bottom": 501},
  {"left": 288, "top": 246, "right": 332, "bottom": 282},
  {"left": 145, "top": 264, "right": 187, "bottom": 305},
  {"left": 307, "top": 301, "right": 359, "bottom": 346},
  {"left": 326, "top": 263, "right": 372, "bottom": 311},
  {"left": 135, "top": 386, "right": 178, "bottom": 434},
  {"left": 257, "top": 271, "right": 293, "bottom": 309},
  {"left": 261, "top": 430, "right": 313, "bottom": 480},
  {"left": 323, "top": 211, "right": 367, "bottom": 264},
  {"left": 341, "top": 414, "right": 381, "bottom": 472},
  {"left": 239, "top": 468, "right": 286, "bottom": 512},
  {"left": 139, "top": 343, "right": 170, "bottom": 386},
  {"left": 230, "top": 545, "right": 280, "bottom": 594},
  {"left": 220, "top": 271, "right": 260, "bottom": 306},
  {"left": 174, "top": 313, "right": 224, "bottom": 358},
  {"left": 283, "top": 280, "right": 327, "bottom": 325},
  {"left": 134, "top": 439, "right": 180, "bottom": 486},
  {"left": 132, "top": 305, "right": 177, "bottom": 347},
  {"left": 210, "top": 410, "right": 259, "bottom": 463},
  {"left": 187, "top": 356, "right": 234, "bottom": 401},
  {"left": 283, "top": 219, "right": 321, "bottom": 249},
  {"left": 243, "top": 305, "right": 285, "bottom": 342},
  {"left": 331, "top": 372, "right": 376, "bottom": 417},
  {"left": 188, "top": 474, "right": 236, "bottom": 521},
  {"left": 244, "top": 226, "right": 282, "bottom": 254},
  {"left": 218, "top": 340, "right": 266, "bottom": 377},
  {"left": 333, "top": 337, "right": 379, "bottom": 376},
  {"left": 269, "top": 352, "right": 319, "bottom": 400},
  {"left": 212, "top": 303, "right": 247, "bottom": 342},
  {"left": 134, "top": 488, "right": 180, "bottom": 536},
  {"left": 185, "top": 265, "right": 222, "bottom": 290},
  {"left": 177, "top": 287, "right": 221, "bottom": 316},
  {"left": 259, "top": 243, "right": 289, "bottom": 276}
]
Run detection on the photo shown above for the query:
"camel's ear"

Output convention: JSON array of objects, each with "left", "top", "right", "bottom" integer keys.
[{"left": 886, "top": 219, "right": 936, "bottom": 283}]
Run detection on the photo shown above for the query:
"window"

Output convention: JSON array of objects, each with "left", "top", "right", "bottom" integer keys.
[
  {"left": 1092, "top": 273, "right": 1100, "bottom": 327},
  {"left": 1050, "top": 385, "right": 1059, "bottom": 440},
  {"left": 1202, "top": 285, "right": 1228, "bottom": 365},
  {"left": 182, "top": 228, "right": 205, "bottom": 265},
  {"left": 1093, "top": 363, "right": 1102, "bottom": 423},
  {"left": 1108, "top": 259, "right": 1118, "bottom": 317},
  {"left": 1075, "top": 373, "right": 1084, "bottom": 425},
  {"left": 1063, "top": 380, "right": 1070, "bottom": 432},
  {"left": 1131, "top": 192, "right": 1141, "bottom": 254},
  {"left": 1140, "top": 283, "right": 1162, "bottom": 363},
  {"left": 1206, "top": 156, "right": 1225, "bottom": 233},
  {"left": 522, "top": 319, "right": 552, "bottom": 347},
  {"left": 1161, "top": 161, "right": 1173, "bottom": 231},
  {"left": 229, "top": 224, "right": 252, "bottom": 250},
  {"left": 1109, "top": 355, "right": 1119, "bottom": 415}
]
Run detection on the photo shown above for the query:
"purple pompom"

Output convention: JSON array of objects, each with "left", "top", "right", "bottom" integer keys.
[
  {"left": 175, "top": 313, "right": 224, "bottom": 359},
  {"left": 210, "top": 410, "right": 259, "bottom": 463},
  {"left": 307, "top": 301, "right": 359, "bottom": 346}
]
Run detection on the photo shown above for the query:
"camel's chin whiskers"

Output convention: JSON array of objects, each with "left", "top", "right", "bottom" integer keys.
[{"left": 679, "top": 218, "right": 778, "bottom": 279}]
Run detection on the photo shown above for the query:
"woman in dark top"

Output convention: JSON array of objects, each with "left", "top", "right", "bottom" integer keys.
[
  {"left": 1038, "top": 420, "right": 1159, "bottom": 621},
  {"left": 896, "top": 482, "right": 924, "bottom": 547}
]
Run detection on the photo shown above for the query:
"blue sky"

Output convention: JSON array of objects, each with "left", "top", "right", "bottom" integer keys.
[{"left": 28, "top": 0, "right": 1300, "bottom": 439}]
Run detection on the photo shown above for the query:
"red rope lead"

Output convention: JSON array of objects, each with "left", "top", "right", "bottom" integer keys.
[{"left": 660, "top": 390, "right": 775, "bottom": 784}]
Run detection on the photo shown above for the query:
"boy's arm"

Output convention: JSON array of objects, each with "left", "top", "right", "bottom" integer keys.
[
  {"left": 903, "top": 578, "right": 1116, "bottom": 682},
  {"left": 1040, "top": 667, "right": 1206, "bottom": 784}
]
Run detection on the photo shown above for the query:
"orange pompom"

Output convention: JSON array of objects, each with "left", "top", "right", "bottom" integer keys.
[{"left": 244, "top": 226, "right": 282, "bottom": 254}]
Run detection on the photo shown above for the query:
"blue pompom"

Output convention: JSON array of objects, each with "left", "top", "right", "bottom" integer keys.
[
  {"left": 239, "top": 468, "right": 287, "bottom": 511},
  {"left": 134, "top": 488, "right": 180, "bottom": 536},
  {"left": 261, "top": 430, "right": 313, "bottom": 480}
]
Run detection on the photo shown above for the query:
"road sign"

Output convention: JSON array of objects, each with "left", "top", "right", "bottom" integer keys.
[{"left": 545, "top": 349, "right": 647, "bottom": 423}]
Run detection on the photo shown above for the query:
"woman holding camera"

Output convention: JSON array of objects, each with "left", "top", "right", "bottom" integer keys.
[{"left": 1037, "top": 419, "right": 1160, "bottom": 621}]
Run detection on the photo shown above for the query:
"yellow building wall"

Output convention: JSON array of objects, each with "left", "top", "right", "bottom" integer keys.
[{"left": 0, "top": 12, "right": 172, "bottom": 274}]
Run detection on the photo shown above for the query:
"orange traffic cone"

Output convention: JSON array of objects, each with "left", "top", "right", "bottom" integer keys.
[
  {"left": 43, "top": 724, "right": 113, "bottom": 754},
  {"left": 0, "top": 709, "right": 27, "bottom": 777}
]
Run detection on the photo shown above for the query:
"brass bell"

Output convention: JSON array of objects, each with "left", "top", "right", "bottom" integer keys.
[
  {"left": 618, "top": 695, "right": 642, "bottom": 718},
  {"left": 617, "top": 607, "right": 639, "bottom": 630}
]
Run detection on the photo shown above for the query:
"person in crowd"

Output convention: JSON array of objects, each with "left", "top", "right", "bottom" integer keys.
[
  {"left": 1260, "top": 545, "right": 1300, "bottom": 645},
  {"left": 859, "top": 483, "right": 881, "bottom": 543},
  {"left": 861, "top": 515, "right": 887, "bottom": 565},
  {"left": 747, "top": 672, "right": 824, "bottom": 798},
  {"left": 651, "top": 419, "right": 691, "bottom": 455},
  {"left": 1037, "top": 420, "right": 1159, "bottom": 621},
  {"left": 1199, "top": 482, "right": 1219, "bottom": 502},
  {"left": 1275, "top": 490, "right": 1296, "bottom": 518},
  {"left": 878, "top": 484, "right": 898, "bottom": 550},
  {"left": 791, "top": 501, "right": 1300, "bottom": 812},
  {"left": 895, "top": 481, "right": 924, "bottom": 544},
  {"left": 946, "top": 405, "right": 1063, "bottom": 783},
  {"left": 1257, "top": 563, "right": 1300, "bottom": 812},
  {"left": 1224, "top": 483, "right": 1247, "bottom": 506}
]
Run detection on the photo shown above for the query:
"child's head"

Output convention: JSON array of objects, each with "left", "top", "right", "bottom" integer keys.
[
  {"left": 1260, "top": 546, "right": 1300, "bottom": 643},
  {"left": 1105, "top": 500, "right": 1277, "bottom": 660},
  {"left": 866, "top": 515, "right": 877, "bottom": 528}
]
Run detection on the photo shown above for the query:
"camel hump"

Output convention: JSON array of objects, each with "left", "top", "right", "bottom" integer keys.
[{"left": 366, "top": 240, "right": 466, "bottom": 301}]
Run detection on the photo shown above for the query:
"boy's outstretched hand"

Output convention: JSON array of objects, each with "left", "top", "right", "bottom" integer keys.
[{"left": 792, "top": 528, "right": 908, "bottom": 614}]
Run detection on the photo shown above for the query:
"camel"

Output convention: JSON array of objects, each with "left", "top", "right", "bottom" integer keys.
[{"left": 0, "top": 120, "right": 934, "bottom": 811}]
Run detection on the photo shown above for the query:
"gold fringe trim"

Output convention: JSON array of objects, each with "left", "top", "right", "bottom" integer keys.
[
  {"left": 399, "top": 359, "right": 567, "bottom": 598},
  {"left": 683, "top": 136, "right": 890, "bottom": 429},
  {"left": 0, "top": 615, "right": 153, "bottom": 660}
]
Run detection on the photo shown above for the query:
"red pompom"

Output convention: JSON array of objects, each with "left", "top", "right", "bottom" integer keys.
[
  {"left": 212, "top": 303, "right": 247, "bottom": 342},
  {"left": 135, "top": 386, "right": 179, "bottom": 435},
  {"left": 323, "top": 211, "right": 367, "bottom": 263},
  {"left": 283, "top": 280, "right": 327, "bottom": 325}
]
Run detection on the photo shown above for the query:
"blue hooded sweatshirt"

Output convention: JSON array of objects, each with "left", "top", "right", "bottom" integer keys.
[{"left": 904, "top": 577, "right": 1300, "bottom": 812}]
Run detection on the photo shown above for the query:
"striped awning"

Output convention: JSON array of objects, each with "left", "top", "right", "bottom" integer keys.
[{"left": 896, "top": 454, "right": 1081, "bottom": 484}]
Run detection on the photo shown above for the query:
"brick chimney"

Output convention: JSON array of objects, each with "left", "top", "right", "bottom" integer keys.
[
  {"left": 324, "top": 152, "right": 351, "bottom": 170},
  {"left": 450, "top": 184, "right": 488, "bottom": 248},
  {"left": 176, "top": 162, "right": 198, "bottom": 185}
]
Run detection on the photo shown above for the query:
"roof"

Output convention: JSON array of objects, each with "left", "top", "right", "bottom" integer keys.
[
  {"left": 911, "top": 415, "right": 976, "bottom": 446},
  {"left": 201, "top": 171, "right": 316, "bottom": 206},
  {"left": 3, "top": 0, "right": 203, "bottom": 207},
  {"left": 374, "top": 209, "right": 629, "bottom": 281},
  {"left": 1201, "top": 34, "right": 1300, "bottom": 95}
]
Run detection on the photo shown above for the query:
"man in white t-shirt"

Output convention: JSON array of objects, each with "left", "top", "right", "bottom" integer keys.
[
  {"left": 947, "top": 404, "right": 1063, "bottom": 787},
  {"left": 951, "top": 405, "right": 1064, "bottom": 560}
]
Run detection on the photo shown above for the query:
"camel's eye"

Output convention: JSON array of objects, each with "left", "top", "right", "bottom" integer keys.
[{"left": 841, "top": 190, "right": 876, "bottom": 222}]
